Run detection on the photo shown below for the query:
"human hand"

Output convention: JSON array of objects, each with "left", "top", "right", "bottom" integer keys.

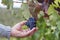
[{"left": 11, "top": 21, "right": 38, "bottom": 38}]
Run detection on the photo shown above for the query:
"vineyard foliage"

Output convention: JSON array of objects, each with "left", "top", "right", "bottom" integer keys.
[{"left": 1, "top": 0, "right": 60, "bottom": 40}]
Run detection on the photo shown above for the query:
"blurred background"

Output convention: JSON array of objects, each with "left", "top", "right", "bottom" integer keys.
[
  {"left": 0, "top": 0, "right": 27, "bottom": 26},
  {"left": 0, "top": 0, "right": 60, "bottom": 40}
]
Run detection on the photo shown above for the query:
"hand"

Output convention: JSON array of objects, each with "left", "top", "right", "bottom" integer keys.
[{"left": 11, "top": 21, "right": 38, "bottom": 38}]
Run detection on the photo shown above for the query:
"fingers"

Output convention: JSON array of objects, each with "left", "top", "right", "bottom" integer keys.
[
  {"left": 12, "top": 21, "right": 27, "bottom": 31},
  {"left": 19, "top": 21, "right": 27, "bottom": 26},
  {"left": 17, "top": 27, "right": 38, "bottom": 37},
  {"left": 11, "top": 27, "right": 38, "bottom": 38},
  {"left": 25, "top": 27, "right": 38, "bottom": 36},
  {"left": 29, "top": 27, "right": 38, "bottom": 36}
]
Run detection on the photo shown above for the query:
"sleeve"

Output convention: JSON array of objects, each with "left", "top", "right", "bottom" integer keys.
[{"left": 0, "top": 24, "right": 11, "bottom": 40}]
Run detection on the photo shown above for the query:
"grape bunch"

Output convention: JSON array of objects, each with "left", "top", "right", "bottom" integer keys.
[{"left": 25, "top": 17, "right": 36, "bottom": 30}]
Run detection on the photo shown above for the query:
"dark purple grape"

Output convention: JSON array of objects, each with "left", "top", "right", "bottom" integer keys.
[{"left": 25, "top": 17, "right": 36, "bottom": 30}]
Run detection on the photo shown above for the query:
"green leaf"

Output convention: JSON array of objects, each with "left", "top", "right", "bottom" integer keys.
[{"left": 56, "top": 21, "right": 60, "bottom": 30}]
